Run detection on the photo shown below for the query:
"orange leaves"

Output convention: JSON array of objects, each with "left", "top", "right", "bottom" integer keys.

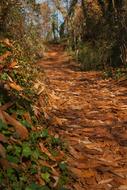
[
  {"left": 9, "top": 61, "right": 17, "bottom": 69},
  {"left": 69, "top": 167, "right": 95, "bottom": 178},
  {"left": 9, "top": 82, "right": 23, "bottom": 91},
  {"left": 0, "top": 51, "right": 11, "bottom": 62}
]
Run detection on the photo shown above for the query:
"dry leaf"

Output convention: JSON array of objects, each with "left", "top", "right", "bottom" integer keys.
[
  {"left": 0, "top": 133, "right": 8, "bottom": 143},
  {"left": 3, "top": 39, "right": 13, "bottom": 47},
  {"left": 118, "top": 185, "right": 127, "bottom": 190},
  {"left": 0, "top": 110, "right": 6, "bottom": 123},
  {"left": 0, "top": 51, "right": 11, "bottom": 62},
  {"left": 9, "top": 82, "right": 23, "bottom": 91},
  {"left": 51, "top": 116, "right": 64, "bottom": 126},
  {"left": 69, "top": 167, "right": 95, "bottom": 178},
  {"left": 0, "top": 102, "right": 14, "bottom": 111},
  {"left": 0, "top": 159, "right": 10, "bottom": 169},
  {"left": 39, "top": 143, "right": 55, "bottom": 161},
  {"left": 73, "top": 183, "right": 85, "bottom": 190},
  {"left": 0, "top": 143, "right": 6, "bottom": 158},
  {"left": 9, "top": 61, "right": 17, "bottom": 68},
  {"left": 23, "top": 112, "right": 32, "bottom": 125},
  {"left": 3, "top": 111, "right": 28, "bottom": 140},
  {"left": 98, "top": 178, "right": 113, "bottom": 185},
  {"left": 54, "top": 150, "right": 64, "bottom": 161}
]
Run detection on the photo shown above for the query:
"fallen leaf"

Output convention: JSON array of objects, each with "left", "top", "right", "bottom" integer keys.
[
  {"left": 23, "top": 112, "right": 32, "bottom": 125},
  {"left": 54, "top": 150, "right": 64, "bottom": 161},
  {"left": 0, "top": 110, "right": 6, "bottom": 123},
  {"left": 68, "top": 146, "right": 84, "bottom": 160},
  {"left": 69, "top": 167, "right": 95, "bottom": 178},
  {"left": 0, "top": 102, "right": 14, "bottom": 111},
  {"left": 3, "top": 111, "right": 28, "bottom": 140},
  {"left": 73, "top": 183, "right": 85, "bottom": 190},
  {"left": 3, "top": 38, "right": 13, "bottom": 47},
  {"left": 118, "top": 185, "right": 127, "bottom": 190},
  {"left": 98, "top": 178, "right": 113, "bottom": 185},
  {"left": 9, "top": 82, "right": 23, "bottom": 91},
  {"left": 0, "top": 51, "right": 11, "bottom": 62},
  {"left": 0, "top": 159, "right": 10, "bottom": 169},
  {"left": 51, "top": 116, "right": 64, "bottom": 126},
  {"left": 9, "top": 61, "right": 17, "bottom": 68},
  {"left": 0, "top": 143, "right": 6, "bottom": 158},
  {"left": 0, "top": 133, "right": 8, "bottom": 143},
  {"left": 39, "top": 143, "right": 55, "bottom": 161}
]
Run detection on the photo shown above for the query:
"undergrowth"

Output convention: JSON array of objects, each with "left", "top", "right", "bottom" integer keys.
[{"left": 0, "top": 39, "right": 69, "bottom": 190}]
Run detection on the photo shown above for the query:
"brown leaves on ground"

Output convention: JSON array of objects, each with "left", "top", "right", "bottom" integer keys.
[
  {"left": 9, "top": 82, "right": 23, "bottom": 91},
  {"left": 3, "top": 111, "right": 28, "bottom": 139},
  {"left": 0, "top": 51, "right": 11, "bottom": 62},
  {"left": 9, "top": 60, "right": 17, "bottom": 69},
  {"left": 40, "top": 45, "right": 127, "bottom": 190},
  {"left": 0, "top": 109, "right": 28, "bottom": 140},
  {"left": 0, "top": 143, "right": 6, "bottom": 158},
  {"left": 39, "top": 142, "right": 56, "bottom": 161}
]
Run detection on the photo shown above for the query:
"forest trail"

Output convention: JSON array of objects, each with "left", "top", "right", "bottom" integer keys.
[{"left": 39, "top": 45, "right": 127, "bottom": 190}]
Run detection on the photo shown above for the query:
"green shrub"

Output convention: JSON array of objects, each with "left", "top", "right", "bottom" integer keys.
[{"left": 77, "top": 40, "right": 114, "bottom": 71}]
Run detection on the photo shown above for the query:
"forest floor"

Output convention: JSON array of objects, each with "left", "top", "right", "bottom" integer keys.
[{"left": 39, "top": 45, "right": 127, "bottom": 190}]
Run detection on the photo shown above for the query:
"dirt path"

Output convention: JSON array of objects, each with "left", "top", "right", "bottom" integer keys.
[{"left": 40, "top": 45, "right": 127, "bottom": 190}]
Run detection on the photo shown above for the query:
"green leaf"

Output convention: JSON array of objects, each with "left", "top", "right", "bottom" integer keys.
[
  {"left": 25, "top": 183, "right": 50, "bottom": 190},
  {"left": 7, "top": 168, "right": 15, "bottom": 177},
  {"left": 32, "top": 148, "right": 40, "bottom": 160},
  {"left": 41, "top": 172, "right": 50, "bottom": 183},
  {"left": 40, "top": 129, "right": 49, "bottom": 138},
  {"left": 21, "top": 120, "right": 32, "bottom": 129},
  {"left": 7, "top": 155, "right": 19, "bottom": 164},
  {"left": 1, "top": 73, "right": 9, "bottom": 80},
  {"left": 22, "top": 143, "right": 32, "bottom": 158},
  {"left": 41, "top": 166, "right": 52, "bottom": 173},
  {"left": 59, "top": 162, "right": 67, "bottom": 171},
  {"left": 14, "top": 145, "right": 21, "bottom": 156},
  {"left": 16, "top": 109, "right": 25, "bottom": 116},
  {"left": 30, "top": 167, "right": 37, "bottom": 174},
  {"left": 40, "top": 186, "right": 50, "bottom": 190},
  {"left": 50, "top": 137, "right": 61, "bottom": 146},
  {"left": 0, "top": 173, "right": 3, "bottom": 183}
]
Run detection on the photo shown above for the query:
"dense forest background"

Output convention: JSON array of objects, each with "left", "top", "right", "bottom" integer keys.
[{"left": 1, "top": 0, "right": 127, "bottom": 72}]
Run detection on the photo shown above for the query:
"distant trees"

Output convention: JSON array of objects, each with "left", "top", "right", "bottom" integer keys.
[{"left": 55, "top": 0, "right": 127, "bottom": 70}]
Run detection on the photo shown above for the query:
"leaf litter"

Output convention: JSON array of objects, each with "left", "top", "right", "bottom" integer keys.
[{"left": 39, "top": 45, "right": 127, "bottom": 190}]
